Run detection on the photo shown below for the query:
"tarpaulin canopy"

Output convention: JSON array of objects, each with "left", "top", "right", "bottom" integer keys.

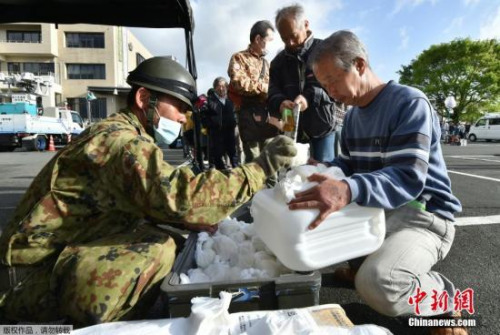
[
  {"left": 0, "top": 0, "right": 194, "bottom": 29},
  {"left": 0, "top": 0, "right": 197, "bottom": 77}
]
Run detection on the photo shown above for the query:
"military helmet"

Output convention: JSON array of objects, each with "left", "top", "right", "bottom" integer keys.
[{"left": 127, "top": 57, "right": 197, "bottom": 108}]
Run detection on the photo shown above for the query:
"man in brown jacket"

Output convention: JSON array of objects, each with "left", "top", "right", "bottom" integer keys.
[{"left": 228, "top": 20, "right": 282, "bottom": 164}]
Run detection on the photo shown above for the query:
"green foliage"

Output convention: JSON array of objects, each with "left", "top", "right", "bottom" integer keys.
[{"left": 398, "top": 38, "right": 500, "bottom": 123}]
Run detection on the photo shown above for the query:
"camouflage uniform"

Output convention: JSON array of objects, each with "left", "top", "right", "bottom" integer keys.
[
  {"left": 228, "top": 47, "right": 279, "bottom": 163},
  {"left": 0, "top": 109, "right": 266, "bottom": 325}
]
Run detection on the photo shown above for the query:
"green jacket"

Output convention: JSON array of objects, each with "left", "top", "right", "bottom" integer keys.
[{"left": 0, "top": 109, "right": 266, "bottom": 266}]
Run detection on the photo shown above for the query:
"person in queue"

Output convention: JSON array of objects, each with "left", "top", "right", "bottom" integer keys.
[{"left": 268, "top": 4, "right": 343, "bottom": 162}]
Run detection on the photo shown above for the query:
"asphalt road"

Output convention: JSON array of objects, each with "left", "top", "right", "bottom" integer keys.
[{"left": 0, "top": 141, "right": 499, "bottom": 334}]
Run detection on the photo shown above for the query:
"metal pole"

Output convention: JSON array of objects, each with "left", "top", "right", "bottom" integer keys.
[{"left": 87, "top": 99, "right": 92, "bottom": 124}]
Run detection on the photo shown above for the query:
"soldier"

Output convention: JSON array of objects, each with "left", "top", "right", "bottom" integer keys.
[
  {"left": 228, "top": 20, "right": 282, "bottom": 164},
  {"left": 0, "top": 57, "right": 296, "bottom": 326}
]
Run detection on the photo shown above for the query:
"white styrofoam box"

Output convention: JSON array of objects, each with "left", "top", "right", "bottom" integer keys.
[{"left": 251, "top": 188, "right": 385, "bottom": 272}]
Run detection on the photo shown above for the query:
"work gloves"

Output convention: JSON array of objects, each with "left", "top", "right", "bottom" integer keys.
[{"left": 255, "top": 135, "right": 297, "bottom": 176}]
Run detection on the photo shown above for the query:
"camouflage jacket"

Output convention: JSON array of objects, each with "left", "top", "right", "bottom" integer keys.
[
  {"left": 0, "top": 109, "right": 266, "bottom": 266},
  {"left": 227, "top": 46, "right": 269, "bottom": 103}
]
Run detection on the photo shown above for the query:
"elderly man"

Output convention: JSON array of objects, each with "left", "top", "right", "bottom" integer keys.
[
  {"left": 268, "top": 4, "right": 343, "bottom": 162},
  {"left": 0, "top": 57, "right": 296, "bottom": 326},
  {"left": 204, "top": 77, "right": 238, "bottom": 170},
  {"left": 289, "top": 30, "right": 466, "bottom": 335}
]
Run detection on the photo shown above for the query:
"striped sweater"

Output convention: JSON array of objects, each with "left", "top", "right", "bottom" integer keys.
[{"left": 331, "top": 81, "right": 461, "bottom": 221}]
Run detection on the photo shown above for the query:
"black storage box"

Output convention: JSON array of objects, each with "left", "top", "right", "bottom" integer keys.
[{"left": 160, "top": 232, "right": 322, "bottom": 318}]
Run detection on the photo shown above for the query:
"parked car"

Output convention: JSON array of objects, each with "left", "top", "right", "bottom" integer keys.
[{"left": 468, "top": 113, "right": 500, "bottom": 142}]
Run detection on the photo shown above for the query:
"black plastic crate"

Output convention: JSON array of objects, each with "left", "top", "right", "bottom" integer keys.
[{"left": 160, "top": 232, "right": 322, "bottom": 318}]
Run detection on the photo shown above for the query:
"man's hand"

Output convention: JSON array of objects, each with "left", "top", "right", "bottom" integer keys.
[
  {"left": 288, "top": 174, "right": 351, "bottom": 230},
  {"left": 307, "top": 157, "right": 320, "bottom": 166},
  {"left": 294, "top": 95, "right": 308, "bottom": 111},
  {"left": 268, "top": 116, "right": 283, "bottom": 131},
  {"left": 279, "top": 100, "right": 296, "bottom": 114}
]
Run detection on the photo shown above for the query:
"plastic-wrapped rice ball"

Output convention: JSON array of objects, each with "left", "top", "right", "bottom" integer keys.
[
  {"left": 180, "top": 273, "right": 190, "bottom": 284},
  {"left": 183, "top": 218, "right": 293, "bottom": 284},
  {"left": 205, "top": 262, "right": 231, "bottom": 282},
  {"left": 195, "top": 245, "right": 215, "bottom": 269},
  {"left": 254, "top": 250, "right": 273, "bottom": 263},
  {"left": 237, "top": 241, "right": 255, "bottom": 268},
  {"left": 212, "top": 235, "right": 238, "bottom": 265},
  {"left": 219, "top": 219, "right": 241, "bottom": 236},
  {"left": 241, "top": 223, "right": 256, "bottom": 238},
  {"left": 255, "top": 258, "right": 280, "bottom": 278},
  {"left": 240, "top": 268, "right": 269, "bottom": 280},
  {"left": 251, "top": 236, "right": 267, "bottom": 252},
  {"left": 200, "top": 236, "right": 214, "bottom": 250},
  {"left": 187, "top": 268, "right": 211, "bottom": 283},
  {"left": 228, "top": 231, "right": 246, "bottom": 243},
  {"left": 228, "top": 266, "right": 243, "bottom": 281}
]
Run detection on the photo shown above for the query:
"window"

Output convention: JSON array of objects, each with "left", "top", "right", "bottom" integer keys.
[
  {"left": 66, "top": 33, "right": 105, "bottom": 48},
  {"left": 7, "top": 30, "right": 41, "bottom": 43},
  {"left": 67, "top": 64, "right": 105, "bottom": 79},
  {"left": 489, "top": 118, "right": 500, "bottom": 126},
  {"left": 71, "top": 112, "right": 84, "bottom": 127},
  {"left": 136, "top": 53, "right": 146, "bottom": 66},
  {"left": 68, "top": 97, "right": 107, "bottom": 120},
  {"left": 7, "top": 62, "right": 21, "bottom": 74},
  {"left": 475, "top": 119, "right": 487, "bottom": 127},
  {"left": 22, "top": 62, "right": 55, "bottom": 75}
]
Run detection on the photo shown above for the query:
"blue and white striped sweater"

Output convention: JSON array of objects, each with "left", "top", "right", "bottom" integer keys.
[{"left": 330, "top": 81, "right": 461, "bottom": 221}]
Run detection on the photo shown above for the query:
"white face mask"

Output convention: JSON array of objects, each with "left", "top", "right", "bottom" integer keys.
[{"left": 153, "top": 110, "right": 181, "bottom": 146}]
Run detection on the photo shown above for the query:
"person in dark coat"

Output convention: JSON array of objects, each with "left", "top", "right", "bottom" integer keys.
[{"left": 204, "top": 77, "right": 238, "bottom": 169}]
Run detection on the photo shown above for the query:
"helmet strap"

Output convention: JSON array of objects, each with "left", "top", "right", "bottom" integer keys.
[{"left": 145, "top": 93, "right": 158, "bottom": 137}]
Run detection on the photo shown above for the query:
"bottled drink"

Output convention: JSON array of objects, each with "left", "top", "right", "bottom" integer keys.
[{"left": 282, "top": 108, "right": 294, "bottom": 132}]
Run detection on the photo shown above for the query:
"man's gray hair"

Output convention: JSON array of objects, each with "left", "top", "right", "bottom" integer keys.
[
  {"left": 312, "top": 30, "right": 370, "bottom": 71},
  {"left": 212, "top": 76, "right": 227, "bottom": 88},
  {"left": 275, "top": 4, "right": 305, "bottom": 28}
]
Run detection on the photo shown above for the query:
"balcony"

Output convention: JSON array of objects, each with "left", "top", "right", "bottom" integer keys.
[{"left": 0, "top": 39, "right": 58, "bottom": 57}]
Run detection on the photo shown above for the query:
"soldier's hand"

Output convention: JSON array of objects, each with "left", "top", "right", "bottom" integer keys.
[
  {"left": 183, "top": 222, "right": 218, "bottom": 234},
  {"left": 255, "top": 135, "right": 297, "bottom": 176}
]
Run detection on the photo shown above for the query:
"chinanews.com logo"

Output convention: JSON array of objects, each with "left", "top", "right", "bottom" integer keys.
[{"left": 407, "top": 287, "right": 477, "bottom": 328}]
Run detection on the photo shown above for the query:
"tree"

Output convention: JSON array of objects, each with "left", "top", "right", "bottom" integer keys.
[{"left": 398, "top": 38, "right": 500, "bottom": 123}]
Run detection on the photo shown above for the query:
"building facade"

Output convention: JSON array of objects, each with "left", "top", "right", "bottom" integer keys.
[{"left": 0, "top": 23, "right": 153, "bottom": 121}]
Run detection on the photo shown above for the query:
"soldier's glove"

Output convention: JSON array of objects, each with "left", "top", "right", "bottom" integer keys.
[{"left": 255, "top": 135, "right": 297, "bottom": 176}]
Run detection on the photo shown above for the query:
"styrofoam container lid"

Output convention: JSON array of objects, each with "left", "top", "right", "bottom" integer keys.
[{"left": 251, "top": 188, "right": 385, "bottom": 272}]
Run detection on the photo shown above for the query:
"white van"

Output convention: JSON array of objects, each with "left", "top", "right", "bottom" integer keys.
[{"left": 468, "top": 113, "right": 500, "bottom": 142}]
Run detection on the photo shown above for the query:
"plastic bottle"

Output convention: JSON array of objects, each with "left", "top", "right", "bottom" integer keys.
[{"left": 282, "top": 108, "right": 294, "bottom": 132}]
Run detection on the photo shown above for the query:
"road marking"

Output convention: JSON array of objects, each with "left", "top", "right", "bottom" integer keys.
[
  {"left": 455, "top": 215, "right": 500, "bottom": 226},
  {"left": 448, "top": 170, "right": 500, "bottom": 182},
  {"left": 448, "top": 156, "right": 500, "bottom": 163},
  {"left": 0, "top": 190, "right": 26, "bottom": 194}
]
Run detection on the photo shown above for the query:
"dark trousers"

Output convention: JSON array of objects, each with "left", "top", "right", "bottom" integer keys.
[{"left": 209, "top": 126, "right": 237, "bottom": 170}]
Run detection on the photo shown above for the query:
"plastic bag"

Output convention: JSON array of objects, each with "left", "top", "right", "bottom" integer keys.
[{"left": 187, "top": 291, "right": 232, "bottom": 335}]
